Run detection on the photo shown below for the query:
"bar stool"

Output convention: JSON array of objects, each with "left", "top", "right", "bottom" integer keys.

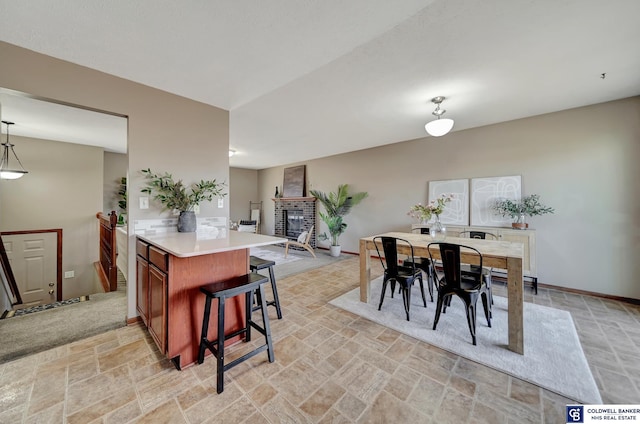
[
  {"left": 197, "top": 272, "right": 275, "bottom": 393},
  {"left": 249, "top": 255, "right": 283, "bottom": 319}
]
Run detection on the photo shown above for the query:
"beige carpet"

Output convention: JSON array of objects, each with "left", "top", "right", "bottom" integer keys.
[
  {"left": 0, "top": 289, "right": 127, "bottom": 363},
  {"left": 330, "top": 276, "right": 602, "bottom": 405}
]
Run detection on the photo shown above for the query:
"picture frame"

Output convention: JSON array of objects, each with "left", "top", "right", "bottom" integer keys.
[
  {"left": 282, "top": 165, "right": 306, "bottom": 197},
  {"left": 470, "top": 175, "right": 522, "bottom": 226},
  {"left": 428, "top": 179, "right": 469, "bottom": 225}
]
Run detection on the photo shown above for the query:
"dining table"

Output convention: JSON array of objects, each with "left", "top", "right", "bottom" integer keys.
[{"left": 359, "top": 231, "right": 526, "bottom": 354}]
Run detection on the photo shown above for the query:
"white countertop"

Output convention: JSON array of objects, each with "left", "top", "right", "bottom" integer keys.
[{"left": 137, "top": 230, "right": 287, "bottom": 258}]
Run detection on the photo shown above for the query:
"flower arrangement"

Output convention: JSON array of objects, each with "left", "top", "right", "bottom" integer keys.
[{"left": 407, "top": 194, "right": 454, "bottom": 222}]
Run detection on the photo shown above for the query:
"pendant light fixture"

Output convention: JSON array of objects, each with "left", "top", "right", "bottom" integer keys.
[
  {"left": 425, "top": 96, "right": 454, "bottom": 137},
  {"left": 1, "top": 120, "right": 28, "bottom": 179}
]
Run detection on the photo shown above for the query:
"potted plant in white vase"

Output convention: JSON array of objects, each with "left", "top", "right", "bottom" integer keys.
[
  {"left": 492, "top": 194, "right": 554, "bottom": 229},
  {"left": 310, "top": 184, "right": 368, "bottom": 257},
  {"left": 141, "top": 168, "right": 227, "bottom": 232}
]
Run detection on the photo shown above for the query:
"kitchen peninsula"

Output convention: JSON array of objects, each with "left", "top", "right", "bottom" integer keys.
[{"left": 135, "top": 229, "right": 286, "bottom": 369}]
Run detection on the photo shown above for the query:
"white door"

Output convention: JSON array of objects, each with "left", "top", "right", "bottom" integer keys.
[{"left": 3, "top": 232, "right": 57, "bottom": 307}]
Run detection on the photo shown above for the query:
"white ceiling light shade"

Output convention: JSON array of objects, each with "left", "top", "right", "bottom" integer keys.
[
  {"left": 425, "top": 96, "right": 454, "bottom": 137},
  {"left": 228, "top": 149, "right": 236, "bottom": 157},
  {"left": 1, "top": 121, "right": 28, "bottom": 179}
]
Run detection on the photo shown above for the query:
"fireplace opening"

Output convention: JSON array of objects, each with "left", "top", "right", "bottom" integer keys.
[{"left": 284, "top": 209, "right": 304, "bottom": 238}]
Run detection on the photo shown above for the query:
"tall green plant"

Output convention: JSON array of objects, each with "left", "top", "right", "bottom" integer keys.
[{"left": 310, "top": 184, "right": 368, "bottom": 246}]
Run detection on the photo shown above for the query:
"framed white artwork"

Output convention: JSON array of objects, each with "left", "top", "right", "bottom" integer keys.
[
  {"left": 428, "top": 179, "right": 469, "bottom": 225},
  {"left": 470, "top": 175, "right": 521, "bottom": 226}
]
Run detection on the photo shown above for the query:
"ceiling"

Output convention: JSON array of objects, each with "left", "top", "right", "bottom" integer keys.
[{"left": 0, "top": 0, "right": 639, "bottom": 168}]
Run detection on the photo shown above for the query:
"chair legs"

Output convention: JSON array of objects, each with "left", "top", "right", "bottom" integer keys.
[
  {"left": 378, "top": 277, "right": 391, "bottom": 311},
  {"left": 463, "top": 301, "right": 477, "bottom": 345},
  {"left": 433, "top": 290, "right": 491, "bottom": 346},
  {"left": 418, "top": 274, "right": 427, "bottom": 308},
  {"left": 424, "top": 263, "right": 436, "bottom": 302},
  {"left": 481, "top": 292, "right": 491, "bottom": 329},
  {"left": 379, "top": 275, "right": 426, "bottom": 321}
]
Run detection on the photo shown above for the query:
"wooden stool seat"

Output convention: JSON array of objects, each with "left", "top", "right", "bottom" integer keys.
[
  {"left": 249, "top": 255, "right": 283, "bottom": 319},
  {"left": 197, "top": 272, "right": 275, "bottom": 393}
]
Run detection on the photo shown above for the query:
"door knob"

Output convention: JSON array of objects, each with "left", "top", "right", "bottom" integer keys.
[{"left": 49, "top": 289, "right": 54, "bottom": 294}]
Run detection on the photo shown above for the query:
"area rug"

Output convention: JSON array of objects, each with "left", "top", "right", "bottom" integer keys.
[
  {"left": 250, "top": 246, "right": 302, "bottom": 266},
  {"left": 250, "top": 244, "right": 350, "bottom": 280},
  {"left": 330, "top": 276, "right": 602, "bottom": 404},
  {"left": 5, "top": 295, "right": 89, "bottom": 318}
]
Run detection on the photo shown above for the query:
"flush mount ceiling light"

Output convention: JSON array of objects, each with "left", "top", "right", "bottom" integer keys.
[
  {"left": 424, "top": 96, "right": 454, "bottom": 137},
  {"left": 228, "top": 149, "right": 236, "bottom": 157},
  {"left": 1, "top": 120, "right": 28, "bottom": 180}
]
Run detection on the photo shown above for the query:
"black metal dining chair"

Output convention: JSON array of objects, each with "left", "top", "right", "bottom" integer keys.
[
  {"left": 428, "top": 242, "right": 491, "bottom": 345},
  {"left": 374, "top": 236, "right": 427, "bottom": 321},
  {"left": 403, "top": 227, "right": 436, "bottom": 301},
  {"left": 458, "top": 230, "right": 496, "bottom": 308}
]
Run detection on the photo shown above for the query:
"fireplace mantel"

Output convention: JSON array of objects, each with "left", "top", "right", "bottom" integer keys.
[{"left": 272, "top": 197, "right": 316, "bottom": 202}]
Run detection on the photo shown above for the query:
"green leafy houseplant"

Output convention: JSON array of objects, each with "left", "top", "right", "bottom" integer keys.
[
  {"left": 141, "top": 169, "right": 227, "bottom": 232},
  {"left": 492, "top": 194, "right": 554, "bottom": 229},
  {"left": 310, "top": 184, "right": 368, "bottom": 252},
  {"left": 141, "top": 169, "right": 227, "bottom": 212}
]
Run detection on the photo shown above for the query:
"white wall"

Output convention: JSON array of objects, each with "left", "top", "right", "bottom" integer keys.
[
  {"left": 258, "top": 97, "right": 640, "bottom": 299},
  {"left": 229, "top": 167, "right": 258, "bottom": 225},
  {"left": 0, "top": 136, "right": 103, "bottom": 299}
]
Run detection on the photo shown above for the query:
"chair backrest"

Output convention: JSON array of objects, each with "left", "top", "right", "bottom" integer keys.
[
  {"left": 374, "top": 236, "right": 415, "bottom": 276},
  {"left": 428, "top": 242, "right": 483, "bottom": 289},
  {"left": 294, "top": 225, "right": 314, "bottom": 244},
  {"left": 303, "top": 225, "right": 314, "bottom": 245},
  {"left": 458, "top": 230, "right": 497, "bottom": 240},
  {"left": 237, "top": 220, "right": 257, "bottom": 232},
  {"left": 250, "top": 209, "right": 261, "bottom": 224}
]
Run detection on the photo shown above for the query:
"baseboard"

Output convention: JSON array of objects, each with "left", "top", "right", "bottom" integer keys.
[
  {"left": 93, "top": 261, "right": 110, "bottom": 292},
  {"left": 126, "top": 316, "right": 143, "bottom": 325}
]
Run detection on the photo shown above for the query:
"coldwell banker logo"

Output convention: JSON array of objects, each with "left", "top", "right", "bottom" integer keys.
[{"left": 566, "top": 405, "right": 584, "bottom": 423}]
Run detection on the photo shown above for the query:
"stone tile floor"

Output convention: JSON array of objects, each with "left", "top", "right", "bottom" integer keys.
[{"left": 1, "top": 256, "right": 639, "bottom": 423}]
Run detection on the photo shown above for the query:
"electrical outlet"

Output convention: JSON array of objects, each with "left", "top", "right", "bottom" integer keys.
[
  {"left": 218, "top": 198, "right": 224, "bottom": 208},
  {"left": 64, "top": 271, "right": 75, "bottom": 278},
  {"left": 139, "top": 196, "right": 149, "bottom": 209}
]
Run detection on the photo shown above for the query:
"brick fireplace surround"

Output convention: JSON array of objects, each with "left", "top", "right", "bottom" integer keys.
[{"left": 273, "top": 197, "right": 317, "bottom": 249}]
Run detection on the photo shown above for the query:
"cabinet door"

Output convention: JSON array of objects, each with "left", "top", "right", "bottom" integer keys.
[
  {"left": 446, "top": 226, "right": 466, "bottom": 238},
  {"left": 148, "top": 264, "right": 167, "bottom": 354},
  {"left": 136, "top": 256, "right": 149, "bottom": 325},
  {"left": 498, "top": 230, "right": 533, "bottom": 275}
]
